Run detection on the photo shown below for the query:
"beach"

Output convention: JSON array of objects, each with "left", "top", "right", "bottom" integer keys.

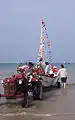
[
  {"left": 0, "top": 0, "right": 75, "bottom": 119},
  {"left": 0, "top": 85, "right": 75, "bottom": 120},
  {"left": 0, "top": 63, "right": 75, "bottom": 120}
]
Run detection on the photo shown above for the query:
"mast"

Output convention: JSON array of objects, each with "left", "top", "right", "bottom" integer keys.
[
  {"left": 40, "top": 20, "right": 43, "bottom": 58},
  {"left": 37, "top": 20, "right": 52, "bottom": 64},
  {"left": 37, "top": 20, "right": 44, "bottom": 63}
]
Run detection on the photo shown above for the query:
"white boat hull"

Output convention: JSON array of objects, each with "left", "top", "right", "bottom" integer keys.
[{"left": 41, "top": 75, "right": 57, "bottom": 87}]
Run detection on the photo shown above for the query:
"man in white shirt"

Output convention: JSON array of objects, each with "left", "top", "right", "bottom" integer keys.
[
  {"left": 57, "top": 64, "right": 67, "bottom": 89},
  {"left": 45, "top": 62, "right": 50, "bottom": 74}
]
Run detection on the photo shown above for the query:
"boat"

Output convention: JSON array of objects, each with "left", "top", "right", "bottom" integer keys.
[
  {"left": 0, "top": 20, "right": 59, "bottom": 100},
  {"left": 36, "top": 20, "right": 57, "bottom": 87}
]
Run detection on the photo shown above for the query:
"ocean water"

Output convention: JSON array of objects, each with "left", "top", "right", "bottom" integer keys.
[
  {"left": 0, "top": 63, "right": 75, "bottom": 84},
  {"left": 0, "top": 63, "right": 18, "bottom": 79}
]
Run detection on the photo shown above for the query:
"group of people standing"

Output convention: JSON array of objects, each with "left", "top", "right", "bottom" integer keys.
[
  {"left": 38, "top": 58, "right": 68, "bottom": 89},
  {"left": 17, "top": 60, "right": 68, "bottom": 108},
  {"left": 45, "top": 62, "right": 68, "bottom": 89}
]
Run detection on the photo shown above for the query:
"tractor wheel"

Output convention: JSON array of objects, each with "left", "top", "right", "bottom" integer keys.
[{"left": 37, "top": 82, "right": 43, "bottom": 100}]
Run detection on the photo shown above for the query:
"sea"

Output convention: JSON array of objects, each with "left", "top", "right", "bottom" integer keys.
[
  {"left": 0, "top": 63, "right": 75, "bottom": 119},
  {"left": 0, "top": 63, "right": 75, "bottom": 85}
]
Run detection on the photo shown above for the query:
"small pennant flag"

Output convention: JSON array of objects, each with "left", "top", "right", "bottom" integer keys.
[
  {"left": 41, "top": 20, "right": 44, "bottom": 25},
  {"left": 46, "top": 33, "right": 48, "bottom": 36},
  {"left": 45, "top": 27, "right": 47, "bottom": 30},
  {"left": 46, "top": 36, "right": 48, "bottom": 38},
  {"left": 43, "top": 24, "right": 45, "bottom": 27}
]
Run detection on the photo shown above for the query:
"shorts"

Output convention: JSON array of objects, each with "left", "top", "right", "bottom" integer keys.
[{"left": 61, "top": 77, "right": 67, "bottom": 83}]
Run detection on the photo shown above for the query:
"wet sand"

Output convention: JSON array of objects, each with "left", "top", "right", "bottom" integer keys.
[{"left": 0, "top": 85, "right": 75, "bottom": 120}]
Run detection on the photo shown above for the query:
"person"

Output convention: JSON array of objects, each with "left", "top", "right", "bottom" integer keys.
[
  {"left": 52, "top": 66, "right": 58, "bottom": 73},
  {"left": 17, "top": 62, "right": 34, "bottom": 108},
  {"left": 37, "top": 65, "right": 45, "bottom": 75},
  {"left": 45, "top": 62, "right": 53, "bottom": 75},
  {"left": 45, "top": 62, "right": 50, "bottom": 74},
  {"left": 57, "top": 64, "right": 67, "bottom": 89}
]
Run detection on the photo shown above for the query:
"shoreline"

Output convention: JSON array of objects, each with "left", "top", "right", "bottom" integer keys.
[{"left": 0, "top": 86, "right": 75, "bottom": 120}]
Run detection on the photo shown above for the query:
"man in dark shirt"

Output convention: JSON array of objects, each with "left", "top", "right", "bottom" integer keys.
[{"left": 18, "top": 62, "right": 34, "bottom": 108}]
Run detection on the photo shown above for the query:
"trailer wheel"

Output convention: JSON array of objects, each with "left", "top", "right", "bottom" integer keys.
[{"left": 32, "top": 82, "right": 43, "bottom": 100}]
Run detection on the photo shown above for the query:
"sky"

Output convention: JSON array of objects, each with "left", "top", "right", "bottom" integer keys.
[{"left": 0, "top": 0, "right": 75, "bottom": 63}]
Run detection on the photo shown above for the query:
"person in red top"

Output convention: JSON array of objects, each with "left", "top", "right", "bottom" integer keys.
[
  {"left": 52, "top": 66, "right": 58, "bottom": 73},
  {"left": 37, "top": 65, "right": 45, "bottom": 75}
]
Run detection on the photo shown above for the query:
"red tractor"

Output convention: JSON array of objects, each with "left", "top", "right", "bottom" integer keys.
[{"left": 0, "top": 73, "right": 43, "bottom": 100}]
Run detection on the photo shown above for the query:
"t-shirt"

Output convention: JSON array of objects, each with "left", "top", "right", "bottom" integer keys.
[
  {"left": 18, "top": 65, "right": 29, "bottom": 75},
  {"left": 45, "top": 64, "right": 52, "bottom": 74},
  {"left": 57, "top": 68, "right": 67, "bottom": 78},
  {"left": 45, "top": 65, "right": 50, "bottom": 74}
]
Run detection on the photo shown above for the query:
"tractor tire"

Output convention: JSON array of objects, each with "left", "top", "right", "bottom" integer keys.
[{"left": 37, "top": 82, "right": 43, "bottom": 100}]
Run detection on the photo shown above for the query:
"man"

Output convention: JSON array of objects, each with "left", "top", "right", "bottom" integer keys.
[
  {"left": 45, "top": 62, "right": 53, "bottom": 75},
  {"left": 45, "top": 62, "right": 50, "bottom": 74},
  {"left": 18, "top": 62, "right": 34, "bottom": 108},
  {"left": 57, "top": 64, "right": 67, "bottom": 89}
]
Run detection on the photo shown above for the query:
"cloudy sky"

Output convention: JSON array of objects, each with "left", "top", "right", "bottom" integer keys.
[{"left": 0, "top": 0, "right": 75, "bottom": 63}]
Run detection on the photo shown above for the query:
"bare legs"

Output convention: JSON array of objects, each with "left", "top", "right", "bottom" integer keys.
[{"left": 63, "top": 82, "right": 66, "bottom": 89}]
